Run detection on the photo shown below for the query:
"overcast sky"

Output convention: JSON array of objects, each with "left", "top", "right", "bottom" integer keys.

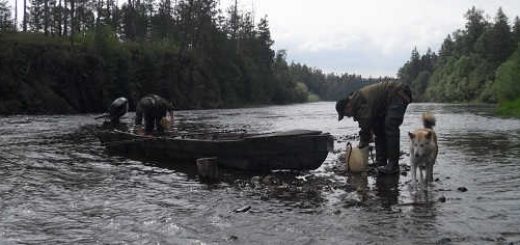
[{"left": 221, "top": 0, "right": 520, "bottom": 77}]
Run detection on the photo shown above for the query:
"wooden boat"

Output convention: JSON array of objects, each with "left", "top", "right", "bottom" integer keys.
[{"left": 96, "top": 129, "right": 333, "bottom": 171}]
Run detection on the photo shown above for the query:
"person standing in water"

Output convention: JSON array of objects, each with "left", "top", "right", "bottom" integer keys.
[{"left": 335, "top": 81, "right": 412, "bottom": 175}]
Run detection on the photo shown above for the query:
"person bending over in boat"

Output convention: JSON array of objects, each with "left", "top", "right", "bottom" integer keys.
[
  {"left": 335, "top": 81, "right": 411, "bottom": 175},
  {"left": 108, "top": 97, "right": 129, "bottom": 125},
  {"left": 134, "top": 94, "right": 174, "bottom": 134},
  {"left": 97, "top": 97, "right": 129, "bottom": 129}
]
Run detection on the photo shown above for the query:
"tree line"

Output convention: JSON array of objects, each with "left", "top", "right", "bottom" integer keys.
[
  {"left": 398, "top": 7, "right": 520, "bottom": 115},
  {"left": 0, "top": 0, "right": 377, "bottom": 114}
]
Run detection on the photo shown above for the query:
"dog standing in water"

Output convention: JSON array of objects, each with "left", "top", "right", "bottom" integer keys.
[{"left": 409, "top": 112, "right": 438, "bottom": 185}]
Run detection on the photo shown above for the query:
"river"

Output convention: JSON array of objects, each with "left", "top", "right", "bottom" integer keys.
[{"left": 1, "top": 102, "right": 519, "bottom": 244}]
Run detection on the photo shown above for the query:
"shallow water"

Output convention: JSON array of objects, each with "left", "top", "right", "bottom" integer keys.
[{"left": 1, "top": 103, "right": 520, "bottom": 244}]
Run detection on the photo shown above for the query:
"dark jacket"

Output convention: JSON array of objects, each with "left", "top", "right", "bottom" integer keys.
[
  {"left": 349, "top": 81, "right": 411, "bottom": 146},
  {"left": 135, "top": 94, "right": 173, "bottom": 127},
  {"left": 108, "top": 97, "right": 129, "bottom": 123}
]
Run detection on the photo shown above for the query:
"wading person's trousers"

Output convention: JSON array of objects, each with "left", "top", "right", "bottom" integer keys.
[{"left": 374, "top": 89, "right": 410, "bottom": 174}]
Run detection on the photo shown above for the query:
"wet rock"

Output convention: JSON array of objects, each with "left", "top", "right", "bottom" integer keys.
[
  {"left": 482, "top": 236, "right": 506, "bottom": 242},
  {"left": 343, "top": 198, "right": 362, "bottom": 208},
  {"left": 251, "top": 176, "right": 262, "bottom": 187},
  {"left": 262, "top": 175, "right": 275, "bottom": 185},
  {"left": 233, "top": 205, "right": 251, "bottom": 213},
  {"left": 228, "top": 235, "right": 238, "bottom": 241},
  {"left": 437, "top": 237, "right": 451, "bottom": 244},
  {"left": 342, "top": 201, "right": 358, "bottom": 208},
  {"left": 457, "top": 187, "right": 468, "bottom": 192},
  {"left": 251, "top": 176, "right": 261, "bottom": 181},
  {"left": 438, "top": 196, "right": 446, "bottom": 203},
  {"left": 299, "top": 200, "right": 313, "bottom": 209}
]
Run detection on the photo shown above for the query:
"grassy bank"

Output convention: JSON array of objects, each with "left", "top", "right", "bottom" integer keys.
[{"left": 497, "top": 98, "right": 520, "bottom": 118}]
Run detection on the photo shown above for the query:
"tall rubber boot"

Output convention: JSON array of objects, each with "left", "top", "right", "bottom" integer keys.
[
  {"left": 144, "top": 114, "right": 155, "bottom": 134},
  {"left": 373, "top": 121, "right": 387, "bottom": 167},
  {"left": 374, "top": 138, "right": 387, "bottom": 167},
  {"left": 378, "top": 95, "right": 407, "bottom": 175},
  {"left": 377, "top": 136, "right": 400, "bottom": 175}
]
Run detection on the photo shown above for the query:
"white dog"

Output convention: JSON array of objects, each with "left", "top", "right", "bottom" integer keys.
[{"left": 409, "top": 112, "right": 438, "bottom": 185}]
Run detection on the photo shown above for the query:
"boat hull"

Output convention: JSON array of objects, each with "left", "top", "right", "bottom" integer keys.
[{"left": 97, "top": 130, "right": 333, "bottom": 171}]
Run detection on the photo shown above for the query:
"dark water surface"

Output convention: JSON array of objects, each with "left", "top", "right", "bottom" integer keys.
[{"left": 1, "top": 103, "right": 520, "bottom": 244}]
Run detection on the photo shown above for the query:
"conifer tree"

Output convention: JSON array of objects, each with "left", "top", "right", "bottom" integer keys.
[
  {"left": 513, "top": 16, "right": 520, "bottom": 48},
  {"left": 0, "top": 0, "right": 13, "bottom": 31},
  {"left": 464, "top": 6, "right": 487, "bottom": 54},
  {"left": 489, "top": 8, "right": 513, "bottom": 64}
]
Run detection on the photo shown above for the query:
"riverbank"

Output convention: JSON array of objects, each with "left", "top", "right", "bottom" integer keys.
[{"left": 497, "top": 98, "right": 520, "bottom": 117}]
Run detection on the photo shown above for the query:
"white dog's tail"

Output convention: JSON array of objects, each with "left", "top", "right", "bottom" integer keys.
[{"left": 422, "top": 112, "right": 436, "bottom": 129}]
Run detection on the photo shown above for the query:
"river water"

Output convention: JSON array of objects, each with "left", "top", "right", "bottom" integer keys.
[{"left": 1, "top": 102, "right": 519, "bottom": 244}]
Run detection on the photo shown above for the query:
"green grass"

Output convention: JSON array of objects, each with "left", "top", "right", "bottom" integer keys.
[{"left": 497, "top": 97, "right": 520, "bottom": 118}]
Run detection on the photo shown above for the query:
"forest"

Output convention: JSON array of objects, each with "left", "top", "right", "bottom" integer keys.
[
  {"left": 0, "top": 0, "right": 378, "bottom": 114},
  {"left": 2, "top": 1, "right": 519, "bottom": 116},
  {"left": 398, "top": 7, "right": 520, "bottom": 116}
]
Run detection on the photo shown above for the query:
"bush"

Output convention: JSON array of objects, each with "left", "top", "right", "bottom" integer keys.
[
  {"left": 495, "top": 46, "right": 520, "bottom": 102},
  {"left": 496, "top": 97, "right": 520, "bottom": 117}
]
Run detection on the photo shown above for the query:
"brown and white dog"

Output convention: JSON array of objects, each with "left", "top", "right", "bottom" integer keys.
[{"left": 409, "top": 112, "right": 438, "bottom": 185}]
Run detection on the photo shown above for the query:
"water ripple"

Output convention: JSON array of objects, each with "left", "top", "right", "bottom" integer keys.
[{"left": 1, "top": 103, "right": 520, "bottom": 244}]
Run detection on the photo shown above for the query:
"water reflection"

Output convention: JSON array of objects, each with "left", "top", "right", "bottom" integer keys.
[
  {"left": 443, "top": 131, "right": 520, "bottom": 159},
  {"left": 375, "top": 174, "right": 400, "bottom": 208},
  {"left": 346, "top": 172, "right": 368, "bottom": 203}
]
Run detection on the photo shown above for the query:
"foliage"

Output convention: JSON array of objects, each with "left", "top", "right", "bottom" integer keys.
[
  {"left": 287, "top": 62, "right": 381, "bottom": 101},
  {"left": 398, "top": 6, "right": 520, "bottom": 110},
  {"left": 397, "top": 47, "right": 437, "bottom": 101},
  {"left": 2, "top": 0, "right": 369, "bottom": 114},
  {"left": 496, "top": 97, "right": 520, "bottom": 117},
  {"left": 0, "top": 0, "right": 13, "bottom": 31},
  {"left": 425, "top": 54, "right": 495, "bottom": 102},
  {"left": 495, "top": 45, "right": 520, "bottom": 104}
]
